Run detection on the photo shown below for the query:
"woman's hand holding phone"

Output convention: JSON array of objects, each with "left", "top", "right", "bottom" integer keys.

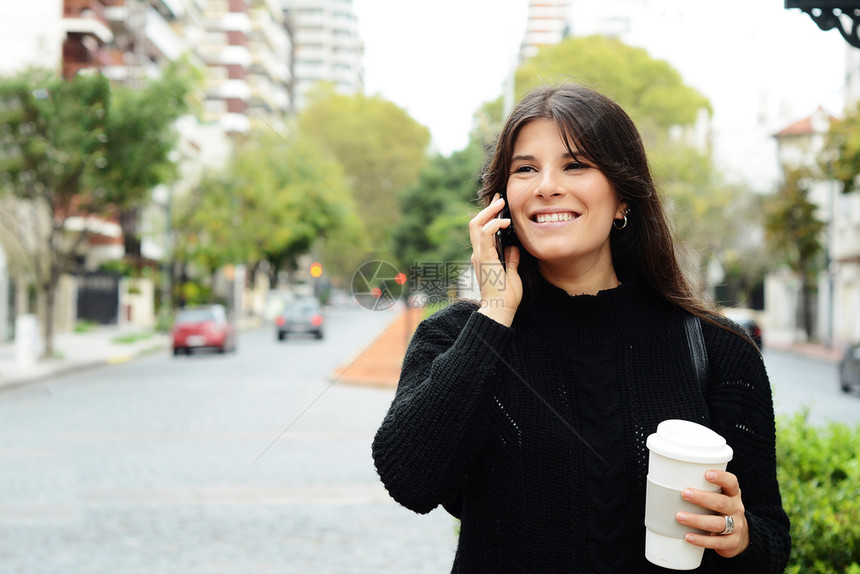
[{"left": 469, "top": 193, "right": 522, "bottom": 327}]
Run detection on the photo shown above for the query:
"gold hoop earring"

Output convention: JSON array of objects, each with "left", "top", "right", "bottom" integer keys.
[{"left": 613, "top": 212, "right": 628, "bottom": 230}]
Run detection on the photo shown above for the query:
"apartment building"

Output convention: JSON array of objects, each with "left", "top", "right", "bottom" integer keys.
[
  {"left": 0, "top": 0, "right": 294, "bottom": 330},
  {"left": 519, "top": 0, "right": 571, "bottom": 62},
  {"left": 281, "top": 0, "right": 362, "bottom": 111},
  {"left": 200, "top": 0, "right": 293, "bottom": 133}
]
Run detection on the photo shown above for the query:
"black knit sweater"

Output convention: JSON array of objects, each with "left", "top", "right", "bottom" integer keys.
[{"left": 372, "top": 278, "right": 790, "bottom": 573}]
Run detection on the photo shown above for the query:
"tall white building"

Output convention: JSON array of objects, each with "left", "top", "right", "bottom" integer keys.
[
  {"left": 282, "top": 0, "right": 363, "bottom": 110},
  {"left": 519, "top": 0, "right": 571, "bottom": 63},
  {"left": 199, "top": 0, "right": 293, "bottom": 134}
]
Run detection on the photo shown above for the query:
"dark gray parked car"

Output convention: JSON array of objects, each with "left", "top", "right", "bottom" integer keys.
[
  {"left": 840, "top": 344, "right": 860, "bottom": 394},
  {"left": 275, "top": 297, "right": 324, "bottom": 340}
]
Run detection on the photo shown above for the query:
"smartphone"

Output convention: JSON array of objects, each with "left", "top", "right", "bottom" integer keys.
[{"left": 494, "top": 201, "right": 517, "bottom": 269}]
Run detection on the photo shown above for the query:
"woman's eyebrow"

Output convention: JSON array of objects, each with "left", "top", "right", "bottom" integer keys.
[
  {"left": 511, "top": 152, "right": 578, "bottom": 163},
  {"left": 511, "top": 154, "right": 535, "bottom": 162}
]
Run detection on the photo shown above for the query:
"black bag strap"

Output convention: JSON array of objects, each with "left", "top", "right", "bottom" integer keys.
[{"left": 684, "top": 314, "right": 708, "bottom": 396}]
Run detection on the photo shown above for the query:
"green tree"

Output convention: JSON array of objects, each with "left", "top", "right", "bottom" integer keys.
[
  {"left": 295, "top": 84, "right": 431, "bottom": 254},
  {"left": 515, "top": 35, "right": 711, "bottom": 133},
  {"left": 824, "top": 101, "right": 860, "bottom": 194},
  {"left": 173, "top": 174, "right": 245, "bottom": 301},
  {"left": 0, "top": 69, "right": 110, "bottom": 357},
  {"left": 392, "top": 144, "right": 483, "bottom": 291},
  {"left": 101, "top": 59, "right": 199, "bottom": 259},
  {"left": 172, "top": 129, "right": 360, "bottom": 300},
  {"left": 764, "top": 167, "right": 826, "bottom": 339}
]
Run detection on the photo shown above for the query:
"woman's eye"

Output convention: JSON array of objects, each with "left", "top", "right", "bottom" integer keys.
[
  {"left": 565, "top": 162, "right": 587, "bottom": 171},
  {"left": 512, "top": 165, "right": 536, "bottom": 174}
]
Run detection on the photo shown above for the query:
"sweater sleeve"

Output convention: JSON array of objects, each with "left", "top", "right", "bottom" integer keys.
[
  {"left": 701, "top": 318, "right": 791, "bottom": 573},
  {"left": 372, "top": 301, "right": 515, "bottom": 515}
]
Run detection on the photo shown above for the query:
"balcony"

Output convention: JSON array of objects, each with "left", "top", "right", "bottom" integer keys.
[
  {"left": 211, "top": 11, "right": 252, "bottom": 33},
  {"left": 198, "top": 44, "right": 252, "bottom": 67},
  {"left": 250, "top": 10, "right": 290, "bottom": 53},
  {"left": 249, "top": 42, "right": 289, "bottom": 82},
  {"left": 145, "top": 6, "right": 185, "bottom": 60},
  {"left": 209, "top": 78, "right": 251, "bottom": 100},
  {"left": 63, "top": 0, "right": 113, "bottom": 43},
  {"left": 221, "top": 113, "right": 250, "bottom": 134}
]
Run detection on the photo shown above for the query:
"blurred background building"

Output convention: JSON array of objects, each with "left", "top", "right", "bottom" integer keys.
[
  {"left": 519, "top": 0, "right": 570, "bottom": 62},
  {"left": 0, "top": 0, "right": 858, "bottom": 347},
  {"left": 281, "top": 0, "right": 363, "bottom": 111}
]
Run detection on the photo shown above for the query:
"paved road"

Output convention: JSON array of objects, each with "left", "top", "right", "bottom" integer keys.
[
  {"left": 0, "top": 306, "right": 854, "bottom": 574},
  {"left": 0, "top": 307, "right": 457, "bottom": 574},
  {"left": 765, "top": 348, "right": 860, "bottom": 426}
]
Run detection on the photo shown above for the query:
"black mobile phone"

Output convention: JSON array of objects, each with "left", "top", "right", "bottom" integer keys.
[{"left": 495, "top": 203, "right": 516, "bottom": 269}]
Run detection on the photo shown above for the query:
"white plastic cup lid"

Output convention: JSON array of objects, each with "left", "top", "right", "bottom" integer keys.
[{"left": 646, "top": 419, "right": 733, "bottom": 465}]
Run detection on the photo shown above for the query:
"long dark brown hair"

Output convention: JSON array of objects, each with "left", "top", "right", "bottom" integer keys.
[{"left": 479, "top": 82, "right": 716, "bottom": 323}]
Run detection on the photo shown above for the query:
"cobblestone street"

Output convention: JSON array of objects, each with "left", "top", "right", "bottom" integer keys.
[{"left": 0, "top": 308, "right": 457, "bottom": 573}]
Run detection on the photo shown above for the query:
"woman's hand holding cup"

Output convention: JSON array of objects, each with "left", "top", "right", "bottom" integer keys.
[{"left": 676, "top": 469, "right": 750, "bottom": 558}]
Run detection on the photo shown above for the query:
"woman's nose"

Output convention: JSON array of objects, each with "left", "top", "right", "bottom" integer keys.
[{"left": 534, "top": 167, "right": 565, "bottom": 198}]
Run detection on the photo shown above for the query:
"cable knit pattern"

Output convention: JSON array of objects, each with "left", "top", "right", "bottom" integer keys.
[{"left": 372, "top": 278, "right": 790, "bottom": 573}]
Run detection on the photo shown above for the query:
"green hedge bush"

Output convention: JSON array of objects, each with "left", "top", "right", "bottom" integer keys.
[{"left": 777, "top": 412, "right": 860, "bottom": 573}]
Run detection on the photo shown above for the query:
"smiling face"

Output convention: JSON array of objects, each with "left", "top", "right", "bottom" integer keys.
[{"left": 506, "top": 118, "right": 627, "bottom": 282}]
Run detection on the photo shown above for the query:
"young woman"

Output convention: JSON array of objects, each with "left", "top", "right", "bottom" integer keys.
[{"left": 372, "top": 83, "right": 790, "bottom": 573}]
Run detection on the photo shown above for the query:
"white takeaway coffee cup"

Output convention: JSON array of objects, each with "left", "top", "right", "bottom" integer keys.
[{"left": 645, "top": 419, "right": 733, "bottom": 570}]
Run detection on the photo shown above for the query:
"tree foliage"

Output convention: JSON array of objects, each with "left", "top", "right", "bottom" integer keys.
[
  {"left": 0, "top": 69, "right": 111, "bottom": 355},
  {"left": 295, "top": 84, "right": 431, "bottom": 253},
  {"left": 102, "top": 59, "right": 198, "bottom": 210},
  {"left": 101, "top": 60, "right": 198, "bottom": 257},
  {"left": 515, "top": 35, "right": 711, "bottom": 132},
  {"left": 391, "top": 145, "right": 483, "bottom": 285},
  {"left": 172, "top": 129, "right": 360, "bottom": 293},
  {"left": 764, "top": 167, "right": 826, "bottom": 338},
  {"left": 824, "top": 102, "right": 860, "bottom": 194}
]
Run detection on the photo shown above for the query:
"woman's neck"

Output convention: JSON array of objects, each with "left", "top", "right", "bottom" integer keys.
[{"left": 537, "top": 259, "right": 620, "bottom": 296}]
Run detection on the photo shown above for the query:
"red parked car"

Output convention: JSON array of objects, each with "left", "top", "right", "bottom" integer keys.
[{"left": 172, "top": 304, "right": 236, "bottom": 355}]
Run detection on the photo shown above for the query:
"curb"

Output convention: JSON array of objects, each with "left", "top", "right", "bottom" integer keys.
[
  {"left": 0, "top": 317, "right": 266, "bottom": 393},
  {"left": 0, "top": 341, "right": 169, "bottom": 393},
  {"left": 0, "top": 358, "right": 121, "bottom": 393}
]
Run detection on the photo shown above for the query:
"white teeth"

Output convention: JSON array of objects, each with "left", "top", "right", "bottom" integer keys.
[{"left": 536, "top": 212, "right": 575, "bottom": 224}]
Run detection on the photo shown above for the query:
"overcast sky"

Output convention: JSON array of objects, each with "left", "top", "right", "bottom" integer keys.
[{"left": 352, "top": 0, "right": 848, "bottom": 191}]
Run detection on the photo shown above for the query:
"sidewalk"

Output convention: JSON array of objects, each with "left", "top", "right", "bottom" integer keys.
[
  {"left": 0, "top": 316, "right": 264, "bottom": 392},
  {"left": 761, "top": 327, "right": 845, "bottom": 363},
  {"left": 0, "top": 325, "right": 170, "bottom": 391},
  {"left": 332, "top": 307, "right": 423, "bottom": 388},
  {"left": 330, "top": 311, "right": 846, "bottom": 391}
]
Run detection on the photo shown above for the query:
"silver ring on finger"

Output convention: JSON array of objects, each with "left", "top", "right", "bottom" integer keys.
[{"left": 718, "top": 514, "right": 734, "bottom": 536}]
